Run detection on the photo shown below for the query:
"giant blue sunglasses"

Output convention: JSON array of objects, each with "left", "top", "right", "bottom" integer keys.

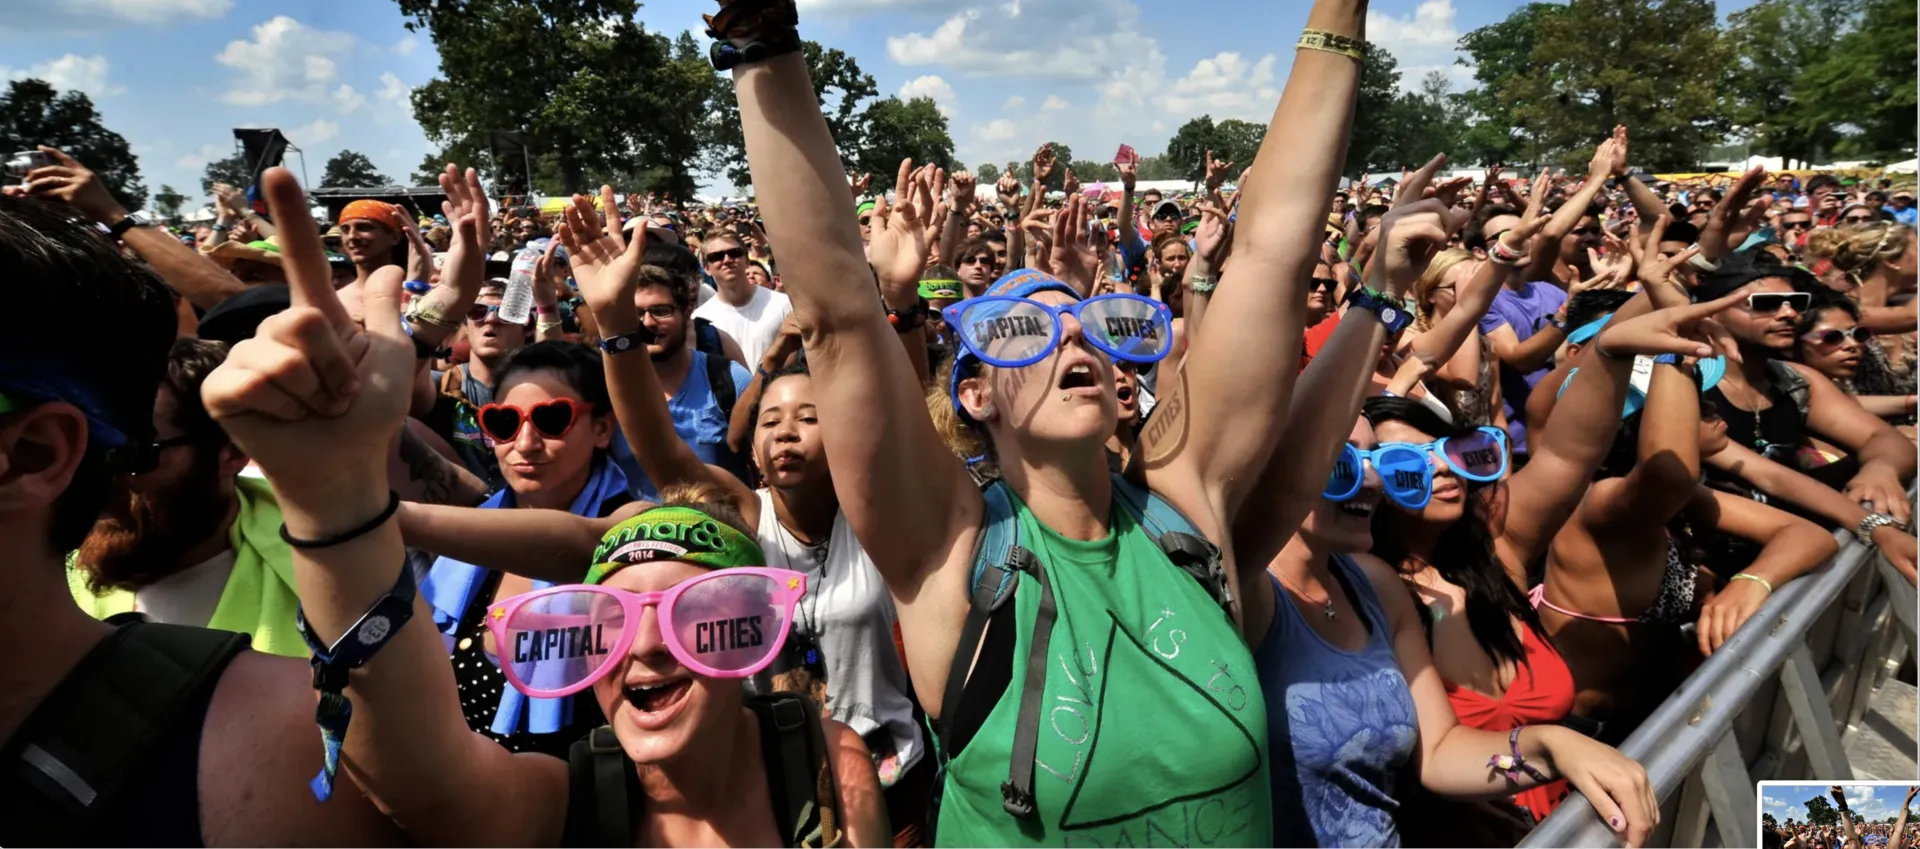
[
  {"left": 944, "top": 293, "right": 1173, "bottom": 369},
  {"left": 1324, "top": 426, "right": 1510, "bottom": 510}
]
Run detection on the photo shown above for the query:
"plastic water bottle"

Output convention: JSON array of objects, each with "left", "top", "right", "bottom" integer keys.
[{"left": 502, "top": 246, "right": 539, "bottom": 324}]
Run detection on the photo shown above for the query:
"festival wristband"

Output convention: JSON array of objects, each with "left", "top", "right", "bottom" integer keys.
[
  {"left": 1729, "top": 573, "right": 1774, "bottom": 594},
  {"left": 586, "top": 506, "right": 767, "bottom": 584},
  {"left": 1296, "top": 28, "right": 1365, "bottom": 61},
  {"left": 403, "top": 280, "right": 431, "bottom": 296},
  {"left": 536, "top": 304, "right": 558, "bottom": 316},
  {"left": 1487, "top": 727, "right": 1550, "bottom": 785},
  {"left": 599, "top": 326, "right": 655, "bottom": 355},
  {"left": 1189, "top": 273, "right": 1217, "bottom": 295},
  {"left": 294, "top": 559, "right": 416, "bottom": 801}
]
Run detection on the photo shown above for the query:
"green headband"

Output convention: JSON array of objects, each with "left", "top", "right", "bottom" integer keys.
[
  {"left": 856, "top": 201, "right": 876, "bottom": 217},
  {"left": 585, "top": 506, "right": 765, "bottom": 585},
  {"left": 919, "top": 278, "right": 961, "bottom": 299}
]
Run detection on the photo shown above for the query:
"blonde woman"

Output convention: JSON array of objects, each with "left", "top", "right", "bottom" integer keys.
[
  {"left": 1805, "top": 222, "right": 1918, "bottom": 404},
  {"left": 1401, "top": 248, "right": 1507, "bottom": 428}
]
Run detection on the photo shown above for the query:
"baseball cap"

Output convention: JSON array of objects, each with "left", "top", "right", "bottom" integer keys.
[
  {"left": 1152, "top": 199, "right": 1182, "bottom": 220},
  {"left": 196, "top": 285, "right": 292, "bottom": 344},
  {"left": 1695, "top": 250, "right": 1818, "bottom": 302}
]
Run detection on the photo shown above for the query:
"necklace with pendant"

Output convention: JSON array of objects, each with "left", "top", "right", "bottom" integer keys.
[{"left": 1280, "top": 571, "right": 1337, "bottom": 620}]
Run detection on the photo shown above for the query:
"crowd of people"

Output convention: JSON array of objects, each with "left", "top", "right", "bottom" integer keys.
[
  {"left": 1, "top": 0, "right": 1914, "bottom": 845},
  {"left": 1768, "top": 787, "right": 1919, "bottom": 849}
]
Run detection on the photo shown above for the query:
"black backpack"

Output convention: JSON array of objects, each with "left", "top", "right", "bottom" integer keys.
[
  {"left": 562, "top": 691, "right": 842, "bottom": 847},
  {"left": 693, "top": 317, "right": 738, "bottom": 419},
  {"left": 1, "top": 619, "right": 249, "bottom": 846}
]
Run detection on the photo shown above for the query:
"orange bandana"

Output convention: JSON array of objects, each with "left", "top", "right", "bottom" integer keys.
[{"left": 339, "top": 199, "right": 405, "bottom": 234}]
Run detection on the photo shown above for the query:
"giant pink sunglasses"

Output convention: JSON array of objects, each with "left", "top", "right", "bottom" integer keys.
[{"left": 484, "top": 567, "right": 807, "bottom": 698}]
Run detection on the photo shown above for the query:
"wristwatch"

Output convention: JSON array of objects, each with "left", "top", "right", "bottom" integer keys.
[
  {"left": 1855, "top": 512, "right": 1900, "bottom": 545},
  {"left": 107, "top": 213, "right": 152, "bottom": 239},
  {"left": 1344, "top": 286, "right": 1411, "bottom": 334},
  {"left": 599, "top": 326, "right": 656, "bottom": 354}
]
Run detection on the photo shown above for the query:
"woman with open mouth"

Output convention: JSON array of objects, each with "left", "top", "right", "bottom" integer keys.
[{"left": 199, "top": 172, "right": 892, "bottom": 847}]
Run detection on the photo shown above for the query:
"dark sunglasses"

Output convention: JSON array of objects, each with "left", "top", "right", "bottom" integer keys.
[
  {"left": 1802, "top": 326, "right": 1872, "bottom": 346},
  {"left": 478, "top": 398, "right": 591, "bottom": 443},
  {"left": 1842, "top": 215, "right": 1875, "bottom": 224},
  {"left": 960, "top": 255, "right": 994, "bottom": 267},
  {"left": 1746, "top": 291, "right": 1811, "bottom": 314},
  {"left": 706, "top": 247, "right": 746, "bottom": 263},
  {"left": 124, "top": 434, "right": 207, "bottom": 476},
  {"left": 466, "top": 303, "right": 513, "bottom": 323},
  {"left": 1311, "top": 276, "right": 1339, "bottom": 291},
  {"left": 1781, "top": 220, "right": 1813, "bottom": 231},
  {"left": 1572, "top": 226, "right": 1601, "bottom": 237},
  {"left": 858, "top": 217, "right": 871, "bottom": 226}
]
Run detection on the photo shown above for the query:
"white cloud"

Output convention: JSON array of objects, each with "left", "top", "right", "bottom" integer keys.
[
  {"left": 0, "top": 54, "right": 125, "bottom": 98},
  {"left": 375, "top": 72, "right": 414, "bottom": 122},
  {"left": 215, "top": 16, "right": 356, "bottom": 107},
  {"left": 1002, "top": 95, "right": 1026, "bottom": 110},
  {"left": 974, "top": 119, "right": 1019, "bottom": 142},
  {"left": 175, "top": 143, "right": 228, "bottom": 171},
  {"left": 1040, "top": 94, "right": 1069, "bottom": 112},
  {"left": 1158, "top": 52, "right": 1279, "bottom": 117},
  {"left": 1366, "top": 0, "right": 1473, "bottom": 91},
  {"left": 286, "top": 119, "right": 340, "bottom": 148},
  {"left": 898, "top": 75, "right": 958, "bottom": 116},
  {"left": 797, "top": 0, "right": 948, "bottom": 15},
  {"left": 886, "top": 0, "right": 1157, "bottom": 81},
  {"left": 330, "top": 84, "right": 365, "bottom": 114},
  {"left": 0, "top": 0, "right": 231, "bottom": 33},
  {"left": 393, "top": 35, "right": 418, "bottom": 56}
]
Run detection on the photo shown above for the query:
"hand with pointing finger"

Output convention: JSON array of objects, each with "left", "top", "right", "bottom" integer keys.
[{"left": 201, "top": 167, "right": 415, "bottom": 496}]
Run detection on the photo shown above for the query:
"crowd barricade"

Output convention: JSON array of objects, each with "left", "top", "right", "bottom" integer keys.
[{"left": 1522, "top": 487, "right": 1917, "bottom": 848}]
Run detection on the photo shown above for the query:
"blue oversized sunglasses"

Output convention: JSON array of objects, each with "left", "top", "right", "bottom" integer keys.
[
  {"left": 1324, "top": 426, "right": 1510, "bottom": 510},
  {"left": 944, "top": 292, "right": 1173, "bottom": 369}
]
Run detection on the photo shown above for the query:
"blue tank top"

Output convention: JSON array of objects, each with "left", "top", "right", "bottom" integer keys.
[
  {"left": 1255, "top": 554, "right": 1418, "bottom": 847},
  {"left": 662, "top": 350, "right": 751, "bottom": 482}
]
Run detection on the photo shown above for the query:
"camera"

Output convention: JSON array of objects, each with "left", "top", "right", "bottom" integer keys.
[{"left": 7, "top": 150, "right": 53, "bottom": 177}]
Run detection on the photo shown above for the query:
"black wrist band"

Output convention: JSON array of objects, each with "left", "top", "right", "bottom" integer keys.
[
  {"left": 280, "top": 490, "right": 401, "bottom": 549},
  {"left": 703, "top": 0, "right": 800, "bottom": 70}
]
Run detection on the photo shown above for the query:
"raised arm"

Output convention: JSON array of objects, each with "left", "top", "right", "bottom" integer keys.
[
  {"left": 1577, "top": 360, "right": 1701, "bottom": 529},
  {"left": 939, "top": 170, "right": 975, "bottom": 269},
  {"left": 201, "top": 168, "right": 566, "bottom": 847},
  {"left": 1501, "top": 285, "right": 1745, "bottom": 575},
  {"left": 1180, "top": 203, "right": 1231, "bottom": 339},
  {"left": 730, "top": 49, "right": 974, "bottom": 587},
  {"left": 1144, "top": 0, "right": 1364, "bottom": 526},
  {"left": 1238, "top": 158, "right": 1467, "bottom": 577},
  {"left": 1518, "top": 128, "right": 1623, "bottom": 284}
]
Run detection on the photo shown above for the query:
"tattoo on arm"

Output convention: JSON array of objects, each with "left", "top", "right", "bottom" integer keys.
[{"left": 399, "top": 425, "right": 489, "bottom": 506}]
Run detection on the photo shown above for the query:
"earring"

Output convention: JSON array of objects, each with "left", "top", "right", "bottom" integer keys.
[{"left": 978, "top": 404, "right": 995, "bottom": 419}]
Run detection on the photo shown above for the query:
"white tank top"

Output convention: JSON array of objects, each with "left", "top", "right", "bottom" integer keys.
[{"left": 755, "top": 489, "right": 924, "bottom": 784}]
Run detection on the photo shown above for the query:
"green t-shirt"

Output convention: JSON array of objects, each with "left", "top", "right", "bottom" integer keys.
[{"left": 936, "top": 494, "right": 1270, "bottom": 847}]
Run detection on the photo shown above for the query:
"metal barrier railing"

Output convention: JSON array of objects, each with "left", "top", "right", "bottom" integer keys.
[{"left": 1522, "top": 489, "right": 1915, "bottom": 849}]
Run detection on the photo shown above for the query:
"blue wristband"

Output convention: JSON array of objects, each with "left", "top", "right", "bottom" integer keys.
[{"left": 404, "top": 280, "right": 431, "bottom": 295}]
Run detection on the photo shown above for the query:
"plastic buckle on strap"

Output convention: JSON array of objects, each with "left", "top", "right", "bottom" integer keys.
[
  {"left": 1000, "top": 780, "right": 1036, "bottom": 817},
  {"left": 293, "top": 561, "right": 417, "bottom": 802}
]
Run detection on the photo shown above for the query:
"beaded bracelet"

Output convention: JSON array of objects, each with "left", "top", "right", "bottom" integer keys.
[{"left": 1297, "top": 29, "right": 1366, "bottom": 62}]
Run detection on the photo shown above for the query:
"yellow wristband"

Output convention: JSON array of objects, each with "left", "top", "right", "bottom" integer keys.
[
  {"left": 1298, "top": 29, "right": 1366, "bottom": 61},
  {"left": 1729, "top": 573, "right": 1774, "bottom": 594}
]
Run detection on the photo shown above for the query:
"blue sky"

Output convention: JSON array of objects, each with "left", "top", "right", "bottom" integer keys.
[
  {"left": 0, "top": 0, "right": 1758, "bottom": 204},
  {"left": 1763, "top": 784, "right": 1918, "bottom": 824}
]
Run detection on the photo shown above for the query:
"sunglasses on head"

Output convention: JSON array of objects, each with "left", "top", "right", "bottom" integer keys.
[
  {"left": 1323, "top": 426, "right": 1509, "bottom": 511},
  {"left": 1803, "top": 326, "right": 1872, "bottom": 346},
  {"left": 486, "top": 568, "right": 807, "bottom": 697},
  {"left": 478, "top": 398, "right": 592, "bottom": 443},
  {"left": 1746, "top": 291, "right": 1811, "bottom": 314},
  {"left": 706, "top": 247, "right": 746, "bottom": 263}
]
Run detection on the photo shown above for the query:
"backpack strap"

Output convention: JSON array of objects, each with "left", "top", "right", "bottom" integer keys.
[
  {"left": 939, "top": 480, "right": 1024, "bottom": 754},
  {"left": 562, "top": 726, "right": 639, "bottom": 848},
  {"left": 998, "top": 545, "right": 1055, "bottom": 819},
  {"left": 703, "top": 349, "right": 738, "bottom": 419},
  {"left": 1109, "top": 472, "right": 1233, "bottom": 612},
  {"left": 1, "top": 621, "right": 247, "bottom": 847},
  {"left": 748, "top": 692, "right": 842, "bottom": 847}
]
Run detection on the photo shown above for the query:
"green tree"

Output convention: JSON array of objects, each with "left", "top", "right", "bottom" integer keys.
[
  {"left": 1793, "top": 0, "right": 1916, "bottom": 159},
  {"left": 1504, "top": 0, "right": 1728, "bottom": 170},
  {"left": 152, "top": 184, "right": 187, "bottom": 220},
  {"left": 1804, "top": 795, "right": 1840, "bottom": 827},
  {"left": 1069, "top": 160, "right": 1119, "bottom": 183},
  {"left": 1348, "top": 41, "right": 1411, "bottom": 173},
  {"left": 1722, "top": 0, "right": 1852, "bottom": 167},
  {"left": 854, "top": 96, "right": 954, "bottom": 193},
  {"left": 1134, "top": 155, "right": 1184, "bottom": 181},
  {"left": 707, "top": 40, "right": 879, "bottom": 187},
  {"left": 200, "top": 151, "right": 251, "bottom": 197},
  {"left": 1163, "top": 116, "right": 1267, "bottom": 183},
  {"left": 398, "top": 0, "right": 705, "bottom": 195},
  {"left": 0, "top": 78, "right": 146, "bottom": 211},
  {"left": 1456, "top": 3, "right": 1559, "bottom": 165},
  {"left": 975, "top": 162, "right": 1000, "bottom": 184},
  {"left": 320, "top": 149, "right": 391, "bottom": 188}
]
